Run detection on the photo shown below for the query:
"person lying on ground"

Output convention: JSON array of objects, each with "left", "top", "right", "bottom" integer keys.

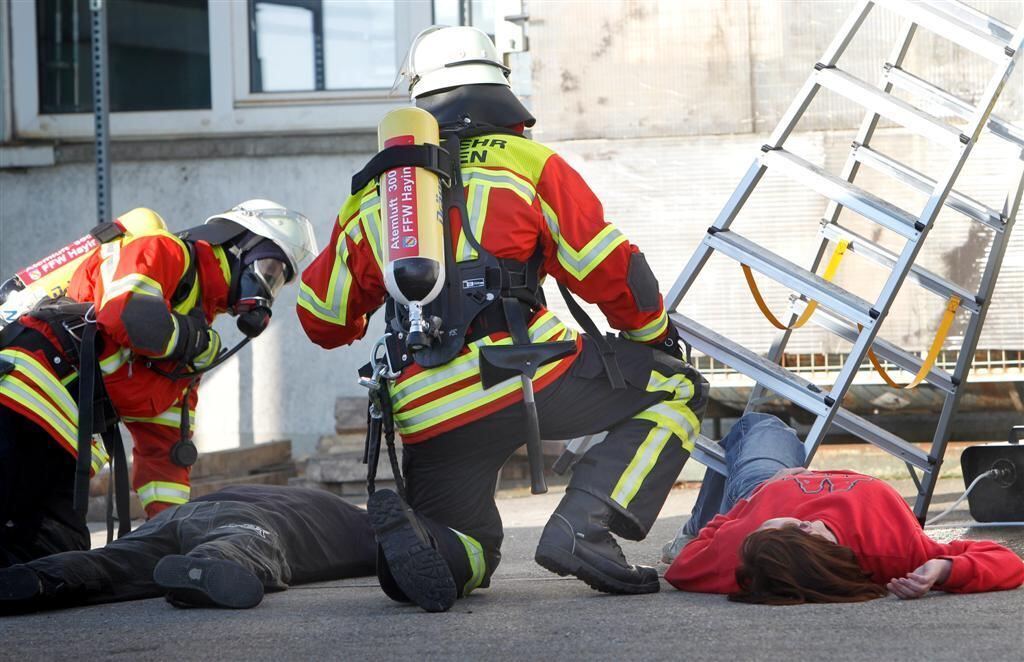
[
  {"left": 0, "top": 485, "right": 376, "bottom": 615},
  {"left": 661, "top": 413, "right": 1024, "bottom": 604}
]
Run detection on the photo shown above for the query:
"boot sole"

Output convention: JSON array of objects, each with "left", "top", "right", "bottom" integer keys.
[
  {"left": 535, "top": 543, "right": 660, "bottom": 595},
  {"left": 368, "top": 490, "right": 457, "bottom": 613},
  {"left": 153, "top": 556, "right": 264, "bottom": 609}
]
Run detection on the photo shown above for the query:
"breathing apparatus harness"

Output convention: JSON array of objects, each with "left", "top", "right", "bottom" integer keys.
[
  {"left": 0, "top": 222, "right": 275, "bottom": 541},
  {"left": 355, "top": 120, "right": 625, "bottom": 497}
]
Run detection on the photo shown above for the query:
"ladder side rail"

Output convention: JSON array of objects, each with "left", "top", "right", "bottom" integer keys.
[
  {"left": 666, "top": 162, "right": 766, "bottom": 310},
  {"left": 914, "top": 157, "right": 1024, "bottom": 522},
  {"left": 962, "top": 28, "right": 1024, "bottom": 145},
  {"left": 917, "top": 0, "right": 1015, "bottom": 43},
  {"left": 764, "top": 1, "right": 876, "bottom": 150},
  {"left": 802, "top": 133, "right": 978, "bottom": 461},
  {"left": 746, "top": 22, "right": 919, "bottom": 413}
]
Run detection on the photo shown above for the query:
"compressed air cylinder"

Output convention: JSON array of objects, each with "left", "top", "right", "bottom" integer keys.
[
  {"left": 0, "top": 208, "right": 167, "bottom": 327},
  {"left": 378, "top": 107, "right": 446, "bottom": 314}
]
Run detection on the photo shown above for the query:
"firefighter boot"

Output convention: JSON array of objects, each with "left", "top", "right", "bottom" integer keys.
[
  {"left": 367, "top": 489, "right": 457, "bottom": 613},
  {"left": 153, "top": 555, "right": 264, "bottom": 609},
  {"left": 535, "top": 489, "right": 660, "bottom": 594}
]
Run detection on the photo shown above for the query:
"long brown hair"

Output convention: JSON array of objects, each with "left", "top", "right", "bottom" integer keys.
[{"left": 729, "top": 526, "right": 888, "bottom": 605}]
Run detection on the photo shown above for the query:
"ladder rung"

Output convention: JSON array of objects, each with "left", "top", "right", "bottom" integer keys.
[
  {"left": 763, "top": 148, "right": 921, "bottom": 240},
  {"left": 876, "top": 0, "right": 1013, "bottom": 64},
  {"left": 916, "top": 0, "right": 1015, "bottom": 44},
  {"left": 792, "top": 300, "right": 957, "bottom": 394},
  {"left": 707, "top": 229, "right": 878, "bottom": 326},
  {"left": 820, "top": 223, "right": 981, "bottom": 313},
  {"left": 885, "top": 65, "right": 1024, "bottom": 150},
  {"left": 669, "top": 312, "right": 832, "bottom": 417},
  {"left": 853, "top": 144, "right": 1005, "bottom": 231},
  {"left": 833, "top": 408, "right": 934, "bottom": 471},
  {"left": 692, "top": 435, "right": 727, "bottom": 476},
  {"left": 816, "top": 67, "right": 966, "bottom": 148}
]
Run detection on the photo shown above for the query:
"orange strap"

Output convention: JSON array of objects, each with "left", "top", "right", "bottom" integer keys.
[
  {"left": 742, "top": 239, "right": 850, "bottom": 331},
  {"left": 865, "top": 295, "right": 960, "bottom": 389}
]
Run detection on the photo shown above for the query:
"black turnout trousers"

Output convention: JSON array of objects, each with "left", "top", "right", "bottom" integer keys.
[
  {"left": 1, "top": 406, "right": 90, "bottom": 567},
  {"left": 402, "top": 335, "right": 708, "bottom": 593},
  {"left": 18, "top": 485, "right": 377, "bottom": 607}
]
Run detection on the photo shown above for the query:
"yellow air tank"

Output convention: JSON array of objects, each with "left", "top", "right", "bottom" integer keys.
[
  {"left": 0, "top": 207, "right": 168, "bottom": 326},
  {"left": 378, "top": 107, "right": 446, "bottom": 349}
]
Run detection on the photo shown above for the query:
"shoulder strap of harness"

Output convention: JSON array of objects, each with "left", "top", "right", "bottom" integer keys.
[{"left": 170, "top": 240, "right": 199, "bottom": 310}]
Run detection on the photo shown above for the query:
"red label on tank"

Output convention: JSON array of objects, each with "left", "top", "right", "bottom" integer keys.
[
  {"left": 16, "top": 234, "right": 99, "bottom": 284},
  {"left": 383, "top": 134, "right": 419, "bottom": 259}
]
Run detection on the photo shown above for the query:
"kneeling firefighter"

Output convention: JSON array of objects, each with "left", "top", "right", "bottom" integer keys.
[
  {"left": 297, "top": 26, "right": 707, "bottom": 612},
  {"left": 0, "top": 200, "right": 317, "bottom": 566}
]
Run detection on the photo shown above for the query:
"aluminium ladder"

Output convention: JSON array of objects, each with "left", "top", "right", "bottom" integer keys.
[{"left": 668, "top": 0, "right": 1024, "bottom": 522}]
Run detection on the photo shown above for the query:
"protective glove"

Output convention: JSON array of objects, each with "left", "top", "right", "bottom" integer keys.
[
  {"left": 651, "top": 324, "right": 686, "bottom": 361},
  {"left": 171, "top": 308, "right": 218, "bottom": 368}
]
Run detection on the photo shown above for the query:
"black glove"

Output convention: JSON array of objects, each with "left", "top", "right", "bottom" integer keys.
[
  {"left": 171, "top": 309, "right": 214, "bottom": 365},
  {"left": 654, "top": 324, "right": 686, "bottom": 362}
]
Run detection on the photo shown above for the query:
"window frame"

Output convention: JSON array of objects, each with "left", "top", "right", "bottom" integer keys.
[{"left": 10, "top": 0, "right": 432, "bottom": 141}]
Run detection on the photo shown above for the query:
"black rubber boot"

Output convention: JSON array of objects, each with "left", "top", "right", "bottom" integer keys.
[
  {"left": 535, "top": 489, "right": 660, "bottom": 595},
  {"left": 0, "top": 567, "right": 44, "bottom": 616},
  {"left": 367, "top": 489, "right": 457, "bottom": 613},
  {"left": 153, "top": 555, "right": 264, "bottom": 609}
]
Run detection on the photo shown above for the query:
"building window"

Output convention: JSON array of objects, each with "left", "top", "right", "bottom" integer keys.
[
  {"left": 249, "top": 0, "right": 398, "bottom": 93},
  {"left": 35, "top": 0, "right": 211, "bottom": 114},
  {"left": 432, "top": 0, "right": 495, "bottom": 34}
]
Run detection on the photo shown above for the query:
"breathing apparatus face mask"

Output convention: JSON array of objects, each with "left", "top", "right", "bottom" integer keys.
[{"left": 231, "top": 240, "right": 292, "bottom": 340}]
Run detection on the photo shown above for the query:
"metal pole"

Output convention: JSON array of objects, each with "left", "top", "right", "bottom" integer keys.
[{"left": 90, "top": 0, "right": 111, "bottom": 225}]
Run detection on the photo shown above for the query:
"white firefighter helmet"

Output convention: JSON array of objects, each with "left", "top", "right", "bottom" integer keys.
[
  {"left": 204, "top": 199, "right": 318, "bottom": 280},
  {"left": 403, "top": 26, "right": 511, "bottom": 99}
]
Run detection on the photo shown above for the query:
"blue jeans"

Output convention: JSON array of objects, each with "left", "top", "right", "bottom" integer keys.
[{"left": 682, "top": 413, "right": 805, "bottom": 537}]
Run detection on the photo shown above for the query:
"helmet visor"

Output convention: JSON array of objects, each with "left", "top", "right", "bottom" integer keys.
[{"left": 251, "top": 258, "right": 289, "bottom": 300}]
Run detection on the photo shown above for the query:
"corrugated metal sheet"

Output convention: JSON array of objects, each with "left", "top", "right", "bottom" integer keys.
[{"left": 541, "top": 127, "right": 1023, "bottom": 355}]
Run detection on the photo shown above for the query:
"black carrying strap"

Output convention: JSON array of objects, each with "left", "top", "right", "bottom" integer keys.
[
  {"left": 350, "top": 143, "right": 453, "bottom": 195},
  {"left": 556, "top": 282, "right": 626, "bottom": 390},
  {"left": 75, "top": 321, "right": 131, "bottom": 539},
  {"left": 101, "top": 426, "right": 131, "bottom": 541},
  {"left": 89, "top": 221, "right": 125, "bottom": 243},
  {"left": 74, "top": 323, "right": 98, "bottom": 517},
  {"left": 170, "top": 241, "right": 199, "bottom": 310}
]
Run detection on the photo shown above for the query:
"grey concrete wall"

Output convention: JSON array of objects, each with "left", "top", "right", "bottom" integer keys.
[{"left": 0, "top": 139, "right": 381, "bottom": 455}]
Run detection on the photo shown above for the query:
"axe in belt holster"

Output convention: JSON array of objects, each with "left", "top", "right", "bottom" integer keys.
[{"left": 478, "top": 298, "right": 576, "bottom": 495}]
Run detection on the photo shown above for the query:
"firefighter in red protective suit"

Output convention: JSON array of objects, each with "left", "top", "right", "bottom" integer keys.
[
  {"left": 0, "top": 200, "right": 317, "bottom": 566},
  {"left": 298, "top": 27, "right": 707, "bottom": 612}
]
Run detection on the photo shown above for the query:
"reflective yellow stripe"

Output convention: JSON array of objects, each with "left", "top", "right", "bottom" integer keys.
[
  {"left": 137, "top": 481, "right": 190, "bottom": 507},
  {"left": 99, "top": 348, "right": 131, "bottom": 376},
  {"left": 0, "top": 348, "right": 77, "bottom": 422},
  {"left": 622, "top": 311, "right": 669, "bottom": 343},
  {"left": 462, "top": 167, "right": 536, "bottom": 204},
  {"left": 393, "top": 321, "right": 575, "bottom": 435},
  {"left": 0, "top": 374, "right": 79, "bottom": 447},
  {"left": 609, "top": 368, "right": 699, "bottom": 507},
  {"left": 457, "top": 183, "right": 492, "bottom": 261},
  {"left": 159, "top": 315, "right": 180, "bottom": 358},
  {"left": 452, "top": 529, "right": 486, "bottom": 595},
  {"left": 213, "top": 246, "right": 232, "bottom": 286},
  {"left": 297, "top": 219, "right": 362, "bottom": 325},
  {"left": 359, "top": 194, "right": 384, "bottom": 269},
  {"left": 540, "top": 200, "right": 627, "bottom": 280},
  {"left": 122, "top": 406, "right": 195, "bottom": 428},
  {"left": 101, "top": 274, "right": 165, "bottom": 308},
  {"left": 611, "top": 427, "right": 674, "bottom": 508},
  {"left": 0, "top": 374, "right": 109, "bottom": 469}
]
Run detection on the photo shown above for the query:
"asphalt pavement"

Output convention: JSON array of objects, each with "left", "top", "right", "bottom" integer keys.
[{"left": 2, "top": 478, "right": 1022, "bottom": 661}]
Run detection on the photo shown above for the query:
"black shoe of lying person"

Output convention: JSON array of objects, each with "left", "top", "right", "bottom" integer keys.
[
  {"left": 0, "top": 566, "right": 45, "bottom": 616},
  {"left": 154, "top": 555, "right": 264, "bottom": 609}
]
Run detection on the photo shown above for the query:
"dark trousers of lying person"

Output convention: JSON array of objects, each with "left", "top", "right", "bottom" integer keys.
[{"left": 0, "top": 485, "right": 376, "bottom": 613}]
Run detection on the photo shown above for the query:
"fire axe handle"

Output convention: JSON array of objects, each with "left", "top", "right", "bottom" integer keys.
[{"left": 520, "top": 375, "right": 548, "bottom": 495}]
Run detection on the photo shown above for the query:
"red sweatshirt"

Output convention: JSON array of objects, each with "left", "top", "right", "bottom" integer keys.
[{"left": 665, "top": 470, "right": 1024, "bottom": 594}]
